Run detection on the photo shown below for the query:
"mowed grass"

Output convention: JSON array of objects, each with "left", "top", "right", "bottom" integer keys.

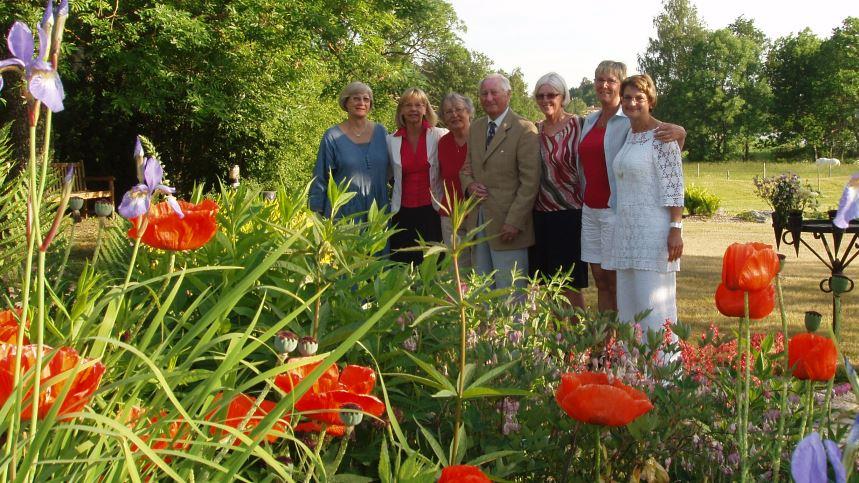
[{"left": 684, "top": 160, "right": 855, "bottom": 215}]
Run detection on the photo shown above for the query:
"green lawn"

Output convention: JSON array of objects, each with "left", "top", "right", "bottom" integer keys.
[{"left": 684, "top": 160, "right": 855, "bottom": 215}]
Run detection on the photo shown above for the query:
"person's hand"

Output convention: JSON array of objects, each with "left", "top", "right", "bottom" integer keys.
[
  {"left": 668, "top": 228, "right": 683, "bottom": 261},
  {"left": 467, "top": 182, "right": 489, "bottom": 200},
  {"left": 500, "top": 223, "right": 521, "bottom": 242},
  {"left": 655, "top": 123, "right": 686, "bottom": 143}
]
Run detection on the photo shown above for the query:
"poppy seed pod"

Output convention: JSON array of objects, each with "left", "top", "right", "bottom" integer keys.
[
  {"left": 274, "top": 331, "right": 299, "bottom": 354},
  {"left": 298, "top": 336, "right": 318, "bottom": 356},
  {"left": 804, "top": 311, "right": 823, "bottom": 333},
  {"left": 339, "top": 402, "right": 364, "bottom": 427}
]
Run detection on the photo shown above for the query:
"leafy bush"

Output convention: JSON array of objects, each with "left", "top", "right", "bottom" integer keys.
[{"left": 684, "top": 184, "right": 722, "bottom": 217}]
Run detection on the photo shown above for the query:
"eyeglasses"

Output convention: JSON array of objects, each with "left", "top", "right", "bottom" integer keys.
[
  {"left": 595, "top": 77, "right": 620, "bottom": 86},
  {"left": 535, "top": 93, "right": 561, "bottom": 101},
  {"left": 349, "top": 96, "right": 372, "bottom": 104},
  {"left": 443, "top": 107, "right": 468, "bottom": 116},
  {"left": 622, "top": 95, "right": 649, "bottom": 104}
]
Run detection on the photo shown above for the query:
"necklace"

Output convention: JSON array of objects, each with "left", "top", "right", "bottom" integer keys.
[{"left": 348, "top": 121, "right": 370, "bottom": 138}]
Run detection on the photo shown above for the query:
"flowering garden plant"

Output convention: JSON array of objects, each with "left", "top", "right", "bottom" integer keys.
[
  {"left": 4, "top": 4, "right": 859, "bottom": 482},
  {"left": 753, "top": 172, "right": 820, "bottom": 219}
]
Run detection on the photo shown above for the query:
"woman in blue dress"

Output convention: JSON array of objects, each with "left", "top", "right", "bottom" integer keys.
[{"left": 309, "top": 81, "right": 390, "bottom": 219}]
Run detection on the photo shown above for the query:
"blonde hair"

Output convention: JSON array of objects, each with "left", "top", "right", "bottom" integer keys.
[
  {"left": 338, "top": 81, "right": 373, "bottom": 111},
  {"left": 395, "top": 87, "right": 438, "bottom": 128},
  {"left": 621, "top": 74, "right": 658, "bottom": 111},
  {"left": 594, "top": 61, "right": 627, "bottom": 83}
]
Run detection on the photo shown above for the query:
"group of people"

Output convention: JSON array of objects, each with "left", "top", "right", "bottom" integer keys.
[{"left": 308, "top": 61, "right": 686, "bottom": 334}]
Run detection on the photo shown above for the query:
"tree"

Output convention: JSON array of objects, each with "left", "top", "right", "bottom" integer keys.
[
  {"left": 767, "top": 29, "right": 826, "bottom": 159},
  {"left": 569, "top": 77, "right": 597, "bottom": 115},
  {"left": 816, "top": 17, "right": 859, "bottom": 159},
  {"left": 420, "top": 44, "right": 492, "bottom": 112}
]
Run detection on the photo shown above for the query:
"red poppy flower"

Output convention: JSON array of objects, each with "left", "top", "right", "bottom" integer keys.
[
  {"left": 206, "top": 393, "right": 289, "bottom": 445},
  {"left": 554, "top": 372, "right": 653, "bottom": 426},
  {"left": 274, "top": 357, "right": 385, "bottom": 436},
  {"left": 722, "top": 242, "right": 780, "bottom": 292},
  {"left": 0, "top": 309, "right": 28, "bottom": 344},
  {"left": 0, "top": 344, "right": 105, "bottom": 420},
  {"left": 439, "top": 464, "right": 491, "bottom": 482},
  {"left": 715, "top": 283, "right": 775, "bottom": 319},
  {"left": 128, "top": 199, "right": 218, "bottom": 251},
  {"left": 788, "top": 333, "right": 837, "bottom": 381}
]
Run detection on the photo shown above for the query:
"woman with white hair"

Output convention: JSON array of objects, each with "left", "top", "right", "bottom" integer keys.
[
  {"left": 309, "top": 81, "right": 389, "bottom": 220},
  {"left": 530, "top": 72, "right": 587, "bottom": 309}
]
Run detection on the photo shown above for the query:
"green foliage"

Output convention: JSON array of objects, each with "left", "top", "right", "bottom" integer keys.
[
  {"left": 568, "top": 77, "right": 597, "bottom": 115},
  {"left": 684, "top": 184, "right": 722, "bottom": 216}
]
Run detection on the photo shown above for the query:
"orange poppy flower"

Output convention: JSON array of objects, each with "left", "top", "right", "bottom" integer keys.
[
  {"left": 554, "top": 372, "right": 653, "bottom": 427},
  {"left": 722, "top": 242, "right": 780, "bottom": 292},
  {"left": 0, "top": 309, "right": 28, "bottom": 344},
  {"left": 0, "top": 344, "right": 105, "bottom": 420},
  {"left": 788, "top": 333, "right": 837, "bottom": 381},
  {"left": 128, "top": 199, "right": 218, "bottom": 251},
  {"left": 205, "top": 393, "right": 289, "bottom": 445},
  {"left": 274, "top": 357, "right": 385, "bottom": 436},
  {"left": 439, "top": 464, "right": 491, "bottom": 482},
  {"left": 715, "top": 283, "right": 775, "bottom": 319}
]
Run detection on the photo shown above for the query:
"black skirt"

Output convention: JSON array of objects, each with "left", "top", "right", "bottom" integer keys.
[
  {"left": 529, "top": 208, "right": 588, "bottom": 288},
  {"left": 390, "top": 205, "right": 442, "bottom": 265}
]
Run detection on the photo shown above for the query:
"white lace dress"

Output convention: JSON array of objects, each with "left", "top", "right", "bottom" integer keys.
[{"left": 608, "top": 128, "right": 684, "bottom": 332}]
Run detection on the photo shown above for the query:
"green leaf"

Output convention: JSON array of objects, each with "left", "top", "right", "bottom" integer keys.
[
  {"left": 416, "top": 420, "right": 448, "bottom": 467},
  {"left": 460, "top": 386, "right": 532, "bottom": 399},
  {"left": 468, "top": 358, "right": 520, "bottom": 389},
  {"left": 401, "top": 351, "right": 456, "bottom": 393}
]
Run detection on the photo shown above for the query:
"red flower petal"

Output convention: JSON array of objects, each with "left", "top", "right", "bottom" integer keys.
[
  {"left": 715, "top": 283, "right": 775, "bottom": 319},
  {"left": 789, "top": 333, "right": 837, "bottom": 381},
  {"left": 554, "top": 372, "right": 652, "bottom": 426},
  {"left": 339, "top": 365, "right": 376, "bottom": 394},
  {"left": 128, "top": 199, "right": 218, "bottom": 251},
  {"left": 722, "top": 242, "right": 779, "bottom": 291},
  {"left": 0, "top": 309, "right": 28, "bottom": 344},
  {"left": 295, "top": 421, "right": 346, "bottom": 437},
  {"left": 439, "top": 465, "right": 491, "bottom": 483}
]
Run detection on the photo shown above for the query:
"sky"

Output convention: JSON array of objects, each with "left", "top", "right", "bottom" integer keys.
[{"left": 447, "top": 0, "right": 858, "bottom": 90}]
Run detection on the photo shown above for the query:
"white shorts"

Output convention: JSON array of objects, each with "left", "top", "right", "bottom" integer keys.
[{"left": 580, "top": 205, "right": 615, "bottom": 266}]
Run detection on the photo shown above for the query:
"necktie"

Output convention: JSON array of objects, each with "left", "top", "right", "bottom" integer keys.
[{"left": 486, "top": 121, "right": 496, "bottom": 149}]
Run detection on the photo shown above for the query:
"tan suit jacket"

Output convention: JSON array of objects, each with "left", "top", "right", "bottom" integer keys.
[{"left": 461, "top": 109, "right": 541, "bottom": 250}]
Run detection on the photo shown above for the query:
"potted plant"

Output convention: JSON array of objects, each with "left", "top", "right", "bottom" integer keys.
[{"left": 753, "top": 173, "right": 819, "bottom": 248}]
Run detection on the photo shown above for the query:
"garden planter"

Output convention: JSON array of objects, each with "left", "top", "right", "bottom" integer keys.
[{"left": 772, "top": 211, "right": 784, "bottom": 249}]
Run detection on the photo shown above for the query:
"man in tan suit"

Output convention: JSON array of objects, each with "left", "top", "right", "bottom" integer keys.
[{"left": 461, "top": 73, "right": 540, "bottom": 289}]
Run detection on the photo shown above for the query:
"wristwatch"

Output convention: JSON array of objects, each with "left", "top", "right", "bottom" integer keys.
[{"left": 669, "top": 221, "right": 683, "bottom": 230}]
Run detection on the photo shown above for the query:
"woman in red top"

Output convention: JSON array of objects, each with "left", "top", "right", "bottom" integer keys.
[
  {"left": 437, "top": 92, "right": 475, "bottom": 267},
  {"left": 386, "top": 88, "right": 448, "bottom": 264}
]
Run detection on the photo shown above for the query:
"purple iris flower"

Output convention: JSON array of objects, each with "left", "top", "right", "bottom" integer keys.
[
  {"left": 834, "top": 174, "right": 859, "bottom": 229},
  {"left": 117, "top": 156, "right": 184, "bottom": 220},
  {"left": 0, "top": 0, "right": 66, "bottom": 112},
  {"left": 791, "top": 432, "right": 846, "bottom": 483}
]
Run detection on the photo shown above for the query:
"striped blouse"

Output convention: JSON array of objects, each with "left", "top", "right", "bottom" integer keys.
[{"left": 535, "top": 115, "right": 583, "bottom": 212}]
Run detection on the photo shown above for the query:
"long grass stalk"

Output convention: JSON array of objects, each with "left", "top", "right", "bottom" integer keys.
[{"left": 772, "top": 267, "right": 790, "bottom": 482}]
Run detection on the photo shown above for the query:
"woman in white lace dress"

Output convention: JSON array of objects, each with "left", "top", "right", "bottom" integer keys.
[{"left": 608, "top": 74, "right": 684, "bottom": 334}]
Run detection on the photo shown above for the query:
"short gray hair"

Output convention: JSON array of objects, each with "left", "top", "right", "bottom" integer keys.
[
  {"left": 533, "top": 72, "right": 570, "bottom": 107},
  {"left": 441, "top": 92, "right": 475, "bottom": 118},
  {"left": 338, "top": 81, "right": 373, "bottom": 111},
  {"left": 479, "top": 73, "right": 512, "bottom": 94}
]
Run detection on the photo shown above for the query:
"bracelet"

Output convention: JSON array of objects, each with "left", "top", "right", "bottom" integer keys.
[{"left": 669, "top": 221, "right": 683, "bottom": 230}]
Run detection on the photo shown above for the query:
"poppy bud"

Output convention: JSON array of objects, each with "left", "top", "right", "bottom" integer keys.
[
  {"left": 298, "top": 336, "right": 318, "bottom": 356},
  {"left": 274, "top": 330, "right": 298, "bottom": 354},
  {"left": 804, "top": 311, "right": 823, "bottom": 333},
  {"left": 339, "top": 403, "right": 364, "bottom": 427}
]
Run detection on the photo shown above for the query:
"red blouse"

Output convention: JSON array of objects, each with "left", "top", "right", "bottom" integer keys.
[
  {"left": 437, "top": 132, "right": 467, "bottom": 217},
  {"left": 579, "top": 126, "right": 610, "bottom": 209},
  {"left": 396, "top": 126, "right": 431, "bottom": 208}
]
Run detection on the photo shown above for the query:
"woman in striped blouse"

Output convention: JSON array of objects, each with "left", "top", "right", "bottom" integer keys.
[{"left": 530, "top": 72, "right": 587, "bottom": 310}]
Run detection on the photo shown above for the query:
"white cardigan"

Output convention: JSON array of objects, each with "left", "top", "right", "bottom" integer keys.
[{"left": 386, "top": 126, "right": 449, "bottom": 214}]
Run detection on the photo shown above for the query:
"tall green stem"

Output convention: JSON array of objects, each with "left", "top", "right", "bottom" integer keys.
[
  {"left": 123, "top": 217, "right": 148, "bottom": 291},
  {"left": 594, "top": 426, "right": 601, "bottom": 481},
  {"left": 91, "top": 218, "right": 105, "bottom": 267},
  {"left": 450, "top": 222, "right": 467, "bottom": 462},
  {"left": 739, "top": 292, "right": 751, "bottom": 483},
  {"left": 772, "top": 272, "right": 790, "bottom": 483}
]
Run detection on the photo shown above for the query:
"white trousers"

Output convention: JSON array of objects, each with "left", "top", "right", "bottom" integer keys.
[{"left": 616, "top": 268, "right": 677, "bottom": 336}]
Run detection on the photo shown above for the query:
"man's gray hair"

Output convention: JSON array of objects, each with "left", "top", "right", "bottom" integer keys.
[
  {"left": 479, "top": 73, "right": 512, "bottom": 93},
  {"left": 441, "top": 92, "right": 475, "bottom": 117},
  {"left": 533, "top": 72, "right": 570, "bottom": 107}
]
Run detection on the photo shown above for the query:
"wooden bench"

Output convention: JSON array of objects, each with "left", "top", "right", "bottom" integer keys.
[{"left": 51, "top": 162, "right": 115, "bottom": 212}]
